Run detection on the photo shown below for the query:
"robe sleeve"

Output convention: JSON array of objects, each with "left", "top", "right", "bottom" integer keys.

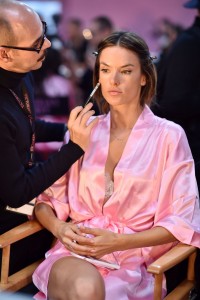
[
  {"left": 36, "top": 174, "right": 70, "bottom": 221},
  {"left": 154, "top": 125, "right": 200, "bottom": 247},
  {"left": 35, "top": 133, "right": 71, "bottom": 221}
]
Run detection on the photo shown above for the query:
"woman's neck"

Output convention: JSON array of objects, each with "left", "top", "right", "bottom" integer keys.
[{"left": 110, "top": 104, "right": 143, "bottom": 130}]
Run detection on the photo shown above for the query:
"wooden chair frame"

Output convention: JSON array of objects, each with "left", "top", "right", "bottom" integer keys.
[
  {"left": 147, "top": 243, "right": 197, "bottom": 300},
  {"left": 0, "top": 221, "right": 197, "bottom": 299},
  {"left": 0, "top": 220, "right": 43, "bottom": 292}
]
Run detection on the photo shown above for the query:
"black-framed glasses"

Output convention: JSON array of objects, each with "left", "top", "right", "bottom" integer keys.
[{"left": 0, "top": 21, "right": 47, "bottom": 54}]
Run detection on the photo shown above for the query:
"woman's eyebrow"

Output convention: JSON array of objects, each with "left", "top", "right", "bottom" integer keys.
[
  {"left": 121, "top": 64, "right": 134, "bottom": 68},
  {"left": 100, "top": 62, "right": 109, "bottom": 66},
  {"left": 100, "top": 62, "right": 135, "bottom": 68}
]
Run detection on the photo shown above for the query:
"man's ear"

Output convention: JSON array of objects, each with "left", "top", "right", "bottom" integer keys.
[{"left": 0, "top": 48, "right": 12, "bottom": 62}]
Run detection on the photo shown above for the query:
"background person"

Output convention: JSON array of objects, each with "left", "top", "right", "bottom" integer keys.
[
  {"left": 151, "top": 1, "right": 200, "bottom": 297},
  {"left": 151, "top": 17, "right": 183, "bottom": 74},
  {"left": 151, "top": 0, "right": 200, "bottom": 187}
]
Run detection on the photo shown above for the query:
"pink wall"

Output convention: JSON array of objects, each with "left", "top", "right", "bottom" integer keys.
[{"left": 60, "top": 0, "right": 196, "bottom": 51}]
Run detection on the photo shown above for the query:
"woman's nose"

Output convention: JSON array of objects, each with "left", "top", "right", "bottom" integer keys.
[{"left": 110, "top": 72, "right": 120, "bottom": 86}]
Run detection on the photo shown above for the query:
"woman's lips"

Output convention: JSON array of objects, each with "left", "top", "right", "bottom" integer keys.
[{"left": 108, "top": 90, "right": 122, "bottom": 96}]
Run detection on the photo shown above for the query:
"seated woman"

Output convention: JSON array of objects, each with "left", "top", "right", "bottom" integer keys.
[{"left": 32, "top": 31, "right": 200, "bottom": 300}]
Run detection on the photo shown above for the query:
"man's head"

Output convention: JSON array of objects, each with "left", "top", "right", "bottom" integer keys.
[
  {"left": 89, "top": 16, "right": 114, "bottom": 48},
  {"left": 67, "top": 18, "right": 84, "bottom": 41},
  {"left": 0, "top": 0, "right": 51, "bottom": 73}
]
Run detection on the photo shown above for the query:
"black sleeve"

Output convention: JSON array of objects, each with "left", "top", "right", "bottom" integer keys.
[
  {"left": 35, "top": 119, "right": 67, "bottom": 142},
  {"left": 0, "top": 115, "right": 83, "bottom": 207}
]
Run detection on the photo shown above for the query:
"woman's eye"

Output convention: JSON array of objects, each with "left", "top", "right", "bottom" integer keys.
[
  {"left": 121, "top": 70, "right": 132, "bottom": 74},
  {"left": 101, "top": 68, "right": 109, "bottom": 73}
]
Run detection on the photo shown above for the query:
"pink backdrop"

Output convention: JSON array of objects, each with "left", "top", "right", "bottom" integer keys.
[{"left": 60, "top": 0, "right": 196, "bottom": 51}]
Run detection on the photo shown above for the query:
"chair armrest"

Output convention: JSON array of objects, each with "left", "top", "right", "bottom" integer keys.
[
  {"left": 0, "top": 219, "right": 44, "bottom": 290},
  {"left": 0, "top": 219, "right": 43, "bottom": 248},
  {"left": 147, "top": 243, "right": 196, "bottom": 275}
]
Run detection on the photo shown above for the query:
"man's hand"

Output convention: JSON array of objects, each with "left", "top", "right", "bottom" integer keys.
[{"left": 68, "top": 103, "right": 98, "bottom": 151}]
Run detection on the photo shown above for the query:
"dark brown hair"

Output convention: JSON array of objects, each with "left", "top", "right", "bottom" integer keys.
[{"left": 93, "top": 31, "right": 157, "bottom": 114}]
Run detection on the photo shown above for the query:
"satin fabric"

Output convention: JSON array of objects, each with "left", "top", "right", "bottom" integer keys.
[{"left": 33, "top": 106, "right": 200, "bottom": 300}]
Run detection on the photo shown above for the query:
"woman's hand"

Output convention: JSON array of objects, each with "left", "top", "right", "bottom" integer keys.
[
  {"left": 56, "top": 221, "right": 82, "bottom": 248},
  {"left": 56, "top": 223, "right": 119, "bottom": 258},
  {"left": 77, "top": 227, "right": 120, "bottom": 258},
  {"left": 56, "top": 221, "right": 95, "bottom": 254},
  {"left": 68, "top": 103, "right": 98, "bottom": 151},
  {"left": 76, "top": 226, "right": 178, "bottom": 257}
]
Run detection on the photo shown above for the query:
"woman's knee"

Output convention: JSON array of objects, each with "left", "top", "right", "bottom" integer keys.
[
  {"left": 48, "top": 257, "right": 105, "bottom": 300},
  {"left": 72, "top": 272, "right": 105, "bottom": 300}
]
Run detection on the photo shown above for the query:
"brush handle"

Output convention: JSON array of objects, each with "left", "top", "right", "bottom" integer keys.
[{"left": 84, "top": 83, "right": 101, "bottom": 106}]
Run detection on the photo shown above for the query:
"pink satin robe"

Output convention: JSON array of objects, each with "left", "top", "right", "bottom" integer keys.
[{"left": 33, "top": 106, "right": 200, "bottom": 300}]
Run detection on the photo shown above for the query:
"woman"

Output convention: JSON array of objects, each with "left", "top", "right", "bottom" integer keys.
[{"left": 33, "top": 32, "right": 200, "bottom": 300}]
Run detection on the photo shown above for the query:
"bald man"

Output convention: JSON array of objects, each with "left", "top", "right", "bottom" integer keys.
[{"left": 0, "top": 0, "right": 97, "bottom": 278}]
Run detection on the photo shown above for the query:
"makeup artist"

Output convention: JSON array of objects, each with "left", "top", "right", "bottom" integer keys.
[{"left": 0, "top": 0, "right": 97, "bottom": 276}]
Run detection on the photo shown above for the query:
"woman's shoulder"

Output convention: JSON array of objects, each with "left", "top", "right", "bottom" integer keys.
[
  {"left": 154, "top": 115, "right": 188, "bottom": 143},
  {"left": 155, "top": 115, "right": 182, "bottom": 130},
  {"left": 146, "top": 107, "right": 185, "bottom": 137}
]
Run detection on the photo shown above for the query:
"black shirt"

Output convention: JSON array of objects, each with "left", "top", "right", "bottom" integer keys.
[{"left": 0, "top": 67, "right": 84, "bottom": 214}]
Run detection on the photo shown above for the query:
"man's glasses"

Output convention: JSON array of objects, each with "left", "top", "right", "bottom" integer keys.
[{"left": 0, "top": 21, "right": 47, "bottom": 54}]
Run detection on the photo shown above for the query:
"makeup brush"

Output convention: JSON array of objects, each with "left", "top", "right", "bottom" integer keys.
[{"left": 84, "top": 82, "right": 101, "bottom": 107}]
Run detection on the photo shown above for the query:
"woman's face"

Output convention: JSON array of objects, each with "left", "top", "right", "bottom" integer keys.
[{"left": 99, "top": 46, "right": 146, "bottom": 108}]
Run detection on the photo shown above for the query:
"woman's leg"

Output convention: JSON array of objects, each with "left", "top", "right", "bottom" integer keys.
[{"left": 48, "top": 256, "right": 105, "bottom": 300}]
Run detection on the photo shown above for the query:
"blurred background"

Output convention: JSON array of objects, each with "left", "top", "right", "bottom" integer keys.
[{"left": 23, "top": 0, "right": 195, "bottom": 51}]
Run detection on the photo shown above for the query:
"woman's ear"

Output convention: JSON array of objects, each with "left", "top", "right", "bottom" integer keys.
[{"left": 141, "top": 75, "right": 146, "bottom": 86}]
